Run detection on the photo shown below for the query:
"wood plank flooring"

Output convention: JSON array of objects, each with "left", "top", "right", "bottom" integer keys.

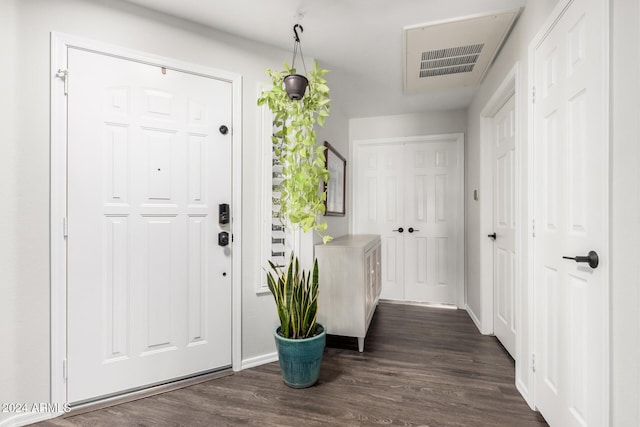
[{"left": 34, "top": 303, "right": 548, "bottom": 426}]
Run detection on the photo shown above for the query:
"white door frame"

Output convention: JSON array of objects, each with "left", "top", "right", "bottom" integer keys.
[
  {"left": 50, "top": 32, "right": 243, "bottom": 411},
  {"left": 527, "top": 0, "right": 610, "bottom": 420},
  {"left": 351, "top": 133, "right": 465, "bottom": 309}
]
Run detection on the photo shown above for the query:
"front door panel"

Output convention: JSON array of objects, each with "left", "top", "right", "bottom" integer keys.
[{"left": 67, "top": 48, "right": 232, "bottom": 404}]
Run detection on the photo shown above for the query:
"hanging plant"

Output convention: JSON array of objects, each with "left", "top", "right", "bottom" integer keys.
[{"left": 257, "top": 60, "right": 332, "bottom": 243}]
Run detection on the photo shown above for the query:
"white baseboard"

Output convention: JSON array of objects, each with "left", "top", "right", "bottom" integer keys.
[
  {"left": 241, "top": 352, "right": 278, "bottom": 370},
  {"left": 516, "top": 377, "right": 535, "bottom": 410},
  {"left": 379, "top": 299, "right": 458, "bottom": 309},
  {"left": 0, "top": 411, "right": 55, "bottom": 427},
  {"left": 465, "top": 304, "right": 486, "bottom": 334}
]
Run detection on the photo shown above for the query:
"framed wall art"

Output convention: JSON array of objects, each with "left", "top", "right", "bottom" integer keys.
[{"left": 323, "top": 141, "right": 346, "bottom": 216}]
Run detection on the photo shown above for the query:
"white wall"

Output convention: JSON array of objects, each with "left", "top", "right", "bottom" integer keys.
[
  {"left": 0, "top": 0, "right": 348, "bottom": 424},
  {"left": 611, "top": 1, "right": 640, "bottom": 425},
  {"left": 465, "top": 0, "right": 559, "bottom": 405},
  {"left": 350, "top": 110, "right": 468, "bottom": 141},
  {"left": 314, "top": 66, "right": 352, "bottom": 243},
  {"left": 0, "top": 0, "right": 21, "bottom": 423}
]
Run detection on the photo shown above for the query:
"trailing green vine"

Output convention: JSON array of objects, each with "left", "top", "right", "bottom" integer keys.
[{"left": 258, "top": 61, "right": 332, "bottom": 244}]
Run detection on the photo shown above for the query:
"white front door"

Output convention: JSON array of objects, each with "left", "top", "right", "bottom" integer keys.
[
  {"left": 492, "top": 94, "right": 516, "bottom": 358},
  {"left": 67, "top": 48, "right": 233, "bottom": 404},
  {"left": 354, "top": 135, "right": 463, "bottom": 305},
  {"left": 532, "top": 0, "right": 609, "bottom": 425}
]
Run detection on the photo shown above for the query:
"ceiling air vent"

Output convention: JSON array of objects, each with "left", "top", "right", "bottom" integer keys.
[
  {"left": 404, "top": 9, "right": 521, "bottom": 93},
  {"left": 419, "top": 43, "right": 484, "bottom": 78}
]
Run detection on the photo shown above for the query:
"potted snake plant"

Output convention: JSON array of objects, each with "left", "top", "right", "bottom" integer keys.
[
  {"left": 258, "top": 60, "right": 331, "bottom": 387},
  {"left": 266, "top": 254, "right": 324, "bottom": 388}
]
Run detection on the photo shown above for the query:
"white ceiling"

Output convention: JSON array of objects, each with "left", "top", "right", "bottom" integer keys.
[{"left": 122, "top": 0, "right": 527, "bottom": 117}]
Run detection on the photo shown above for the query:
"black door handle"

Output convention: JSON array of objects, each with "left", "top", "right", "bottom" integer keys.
[
  {"left": 408, "top": 227, "right": 420, "bottom": 233},
  {"left": 488, "top": 233, "right": 496, "bottom": 240},
  {"left": 392, "top": 227, "right": 404, "bottom": 233},
  {"left": 562, "top": 251, "right": 599, "bottom": 269}
]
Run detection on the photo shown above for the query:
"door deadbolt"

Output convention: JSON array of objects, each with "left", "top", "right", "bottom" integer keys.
[
  {"left": 219, "top": 203, "right": 229, "bottom": 224},
  {"left": 219, "top": 125, "right": 229, "bottom": 135}
]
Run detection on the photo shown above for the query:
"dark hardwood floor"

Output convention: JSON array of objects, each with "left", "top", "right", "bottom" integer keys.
[{"left": 35, "top": 303, "right": 548, "bottom": 426}]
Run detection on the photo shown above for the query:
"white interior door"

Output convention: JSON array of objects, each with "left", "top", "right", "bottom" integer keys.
[
  {"left": 67, "top": 48, "right": 233, "bottom": 404},
  {"left": 354, "top": 136, "right": 463, "bottom": 305},
  {"left": 533, "top": 0, "right": 608, "bottom": 425},
  {"left": 492, "top": 94, "right": 516, "bottom": 358}
]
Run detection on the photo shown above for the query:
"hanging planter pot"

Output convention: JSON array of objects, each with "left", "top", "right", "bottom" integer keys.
[{"left": 284, "top": 74, "right": 309, "bottom": 100}]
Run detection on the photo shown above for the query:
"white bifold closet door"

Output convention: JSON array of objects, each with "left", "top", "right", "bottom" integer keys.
[{"left": 354, "top": 136, "right": 463, "bottom": 305}]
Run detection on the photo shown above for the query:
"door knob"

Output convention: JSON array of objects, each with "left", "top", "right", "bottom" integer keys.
[
  {"left": 488, "top": 233, "right": 497, "bottom": 240},
  {"left": 408, "top": 227, "right": 420, "bottom": 233},
  {"left": 218, "top": 231, "right": 229, "bottom": 247},
  {"left": 562, "top": 251, "right": 599, "bottom": 269},
  {"left": 392, "top": 227, "right": 404, "bottom": 233}
]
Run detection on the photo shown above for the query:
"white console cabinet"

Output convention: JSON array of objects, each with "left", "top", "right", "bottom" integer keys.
[{"left": 315, "top": 234, "right": 381, "bottom": 352}]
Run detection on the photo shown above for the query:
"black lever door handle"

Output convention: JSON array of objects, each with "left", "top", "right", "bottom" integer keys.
[
  {"left": 562, "top": 251, "right": 599, "bottom": 269},
  {"left": 488, "top": 233, "right": 496, "bottom": 240},
  {"left": 392, "top": 227, "right": 404, "bottom": 233},
  {"left": 408, "top": 227, "right": 420, "bottom": 233}
]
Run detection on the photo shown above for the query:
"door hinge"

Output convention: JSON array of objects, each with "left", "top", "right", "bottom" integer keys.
[
  {"left": 56, "top": 69, "right": 68, "bottom": 95},
  {"left": 532, "top": 219, "right": 536, "bottom": 238},
  {"left": 532, "top": 353, "right": 536, "bottom": 373},
  {"left": 62, "top": 359, "right": 68, "bottom": 382},
  {"left": 531, "top": 86, "right": 536, "bottom": 104},
  {"left": 63, "top": 217, "right": 68, "bottom": 239}
]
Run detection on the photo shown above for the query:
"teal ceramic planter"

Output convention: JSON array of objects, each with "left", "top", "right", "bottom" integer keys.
[{"left": 274, "top": 324, "right": 326, "bottom": 388}]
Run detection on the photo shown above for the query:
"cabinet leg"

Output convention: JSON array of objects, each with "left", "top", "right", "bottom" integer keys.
[{"left": 357, "top": 337, "right": 364, "bottom": 353}]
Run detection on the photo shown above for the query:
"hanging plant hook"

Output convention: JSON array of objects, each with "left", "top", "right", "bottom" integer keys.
[
  {"left": 285, "top": 23, "right": 309, "bottom": 100},
  {"left": 290, "top": 24, "right": 307, "bottom": 73},
  {"left": 293, "top": 24, "right": 303, "bottom": 42}
]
